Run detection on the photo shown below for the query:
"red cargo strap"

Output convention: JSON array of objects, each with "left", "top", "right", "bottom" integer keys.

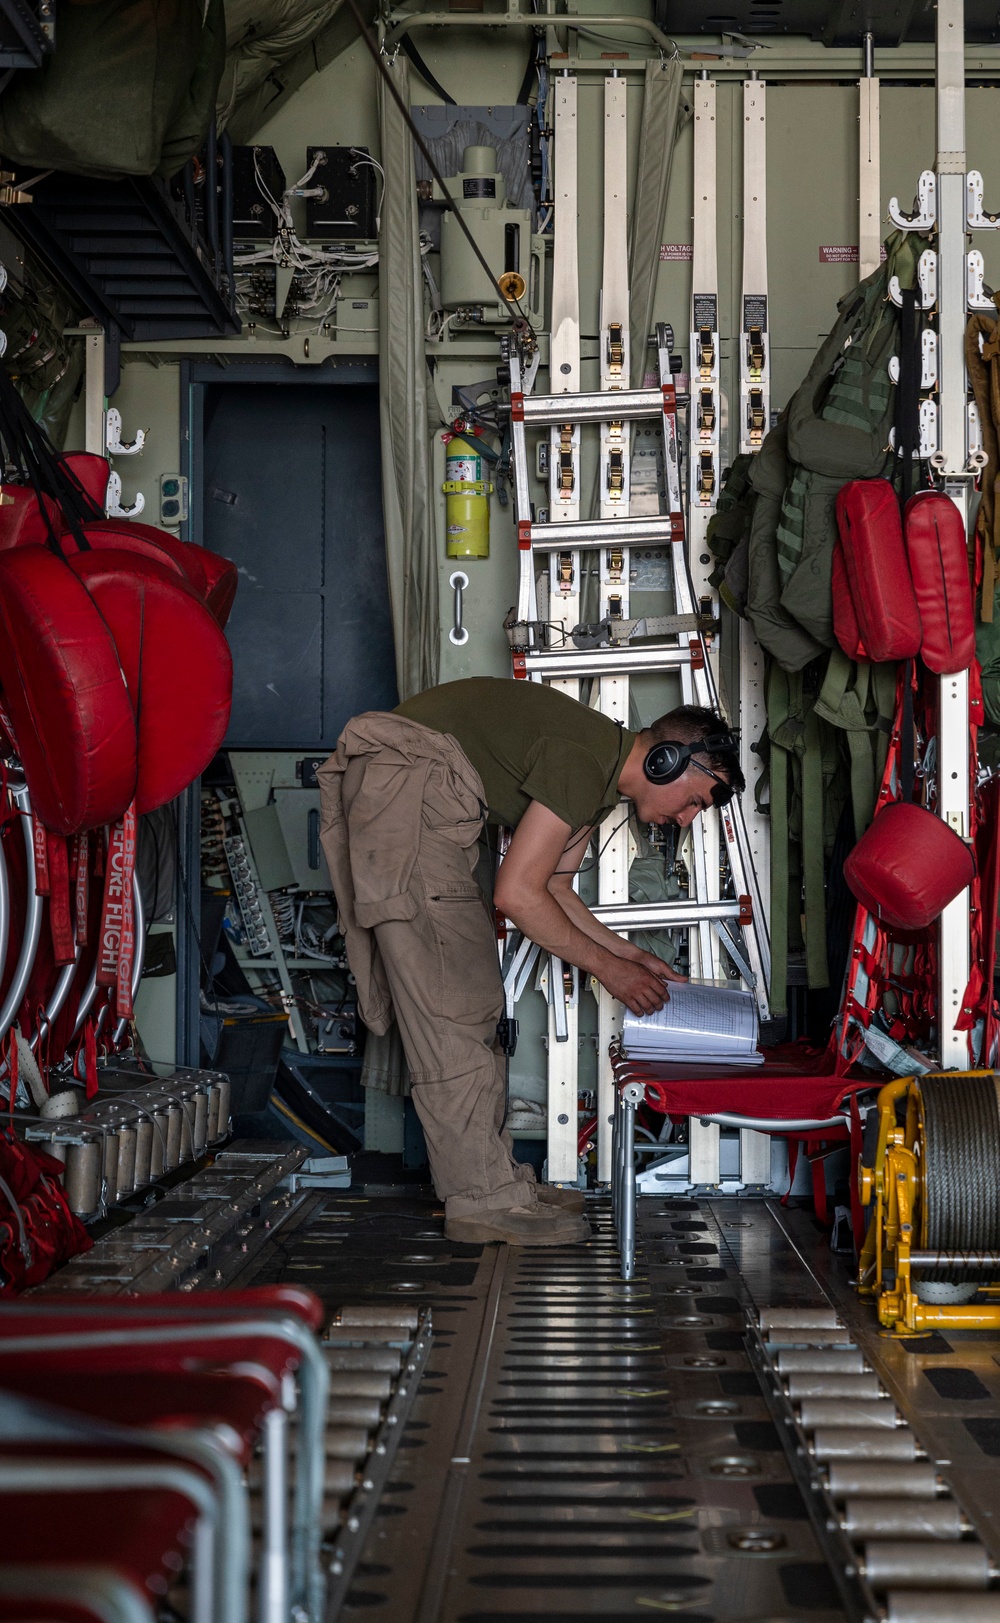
[
  {"left": 32, "top": 815, "right": 49, "bottom": 897},
  {"left": 97, "top": 802, "right": 137, "bottom": 1020},
  {"left": 47, "top": 834, "right": 74, "bottom": 966},
  {"left": 74, "top": 831, "right": 89, "bottom": 947}
]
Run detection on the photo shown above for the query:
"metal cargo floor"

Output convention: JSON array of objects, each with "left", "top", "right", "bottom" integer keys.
[
  {"left": 64, "top": 1157, "right": 1000, "bottom": 1618},
  {"left": 242, "top": 1186, "right": 848, "bottom": 1620}
]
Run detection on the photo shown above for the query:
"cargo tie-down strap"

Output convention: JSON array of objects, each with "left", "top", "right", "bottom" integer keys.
[{"left": 97, "top": 802, "right": 137, "bottom": 1025}]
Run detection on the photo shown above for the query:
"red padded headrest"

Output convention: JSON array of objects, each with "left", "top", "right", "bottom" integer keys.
[
  {"left": 0, "top": 548, "right": 137, "bottom": 834},
  {"left": 844, "top": 801, "right": 976, "bottom": 931},
  {"left": 69, "top": 551, "right": 232, "bottom": 815}
]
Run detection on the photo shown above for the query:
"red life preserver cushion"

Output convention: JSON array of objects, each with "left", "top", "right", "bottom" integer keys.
[
  {"left": 844, "top": 801, "right": 976, "bottom": 931},
  {"left": 0, "top": 548, "right": 137, "bottom": 834},
  {"left": 69, "top": 550, "right": 233, "bottom": 815},
  {"left": 835, "top": 480, "right": 922, "bottom": 663},
  {"left": 904, "top": 492, "right": 976, "bottom": 675},
  {"left": 832, "top": 539, "right": 868, "bottom": 662}
]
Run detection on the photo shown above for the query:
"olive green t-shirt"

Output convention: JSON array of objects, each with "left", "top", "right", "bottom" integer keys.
[{"left": 396, "top": 677, "right": 636, "bottom": 833}]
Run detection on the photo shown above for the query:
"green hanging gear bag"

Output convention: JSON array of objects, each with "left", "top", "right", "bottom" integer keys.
[{"left": 0, "top": 0, "right": 225, "bottom": 180}]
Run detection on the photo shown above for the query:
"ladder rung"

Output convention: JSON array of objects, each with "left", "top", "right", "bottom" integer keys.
[
  {"left": 593, "top": 900, "right": 748, "bottom": 929},
  {"left": 513, "top": 387, "right": 666, "bottom": 426},
  {"left": 528, "top": 516, "right": 678, "bottom": 551},
  {"left": 524, "top": 646, "right": 692, "bottom": 677}
]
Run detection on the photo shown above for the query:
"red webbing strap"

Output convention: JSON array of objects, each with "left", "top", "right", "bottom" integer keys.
[
  {"left": 74, "top": 831, "right": 88, "bottom": 947},
  {"left": 47, "top": 834, "right": 74, "bottom": 966},
  {"left": 96, "top": 804, "right": 136, "bottom": 1014},
  {"left": 33, "top": 816, "right": 49, "bottom": 897},
  {"left": 115, "top": 802, "right": 136, "bottom": 1021}
]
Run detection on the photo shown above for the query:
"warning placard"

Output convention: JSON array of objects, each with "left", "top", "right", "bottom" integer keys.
[
  {"left": 660, "top": 243, "right": 693, "bottom": 261},
  {"left": 819, "top": 245, "right": 859, "bottom": 263}
]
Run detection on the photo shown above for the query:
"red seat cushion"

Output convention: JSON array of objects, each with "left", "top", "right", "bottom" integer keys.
[
  {"left": 0, "top": 1485, "right": 197, "bottom": 1600},
  {"left": 0, "top": 485, "right": 61, "bottom": 550},
  {"left": 0, "top": 1331, "right": 299, "bottom": 1374},
  {"left": 0, "top": 1367, "right": 277, "bottom": 1462},
  {"left": 68, "top": 552, "right": 232, "bottom": 816},
  {"left": 0, "top": 548, "right": 137, "bottom": 834},
  {"left": 0, "top": 1283, "right": 324, "bottom": 1332}
]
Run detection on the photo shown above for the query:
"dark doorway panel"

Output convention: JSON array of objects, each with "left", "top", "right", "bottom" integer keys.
[{"left": 201, "top": 378, "right": 398, "bottom": 749}]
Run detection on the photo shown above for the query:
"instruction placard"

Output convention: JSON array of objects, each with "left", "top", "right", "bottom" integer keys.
[{"left": 743, "top": 293, "right": 767, "bottom": 333}]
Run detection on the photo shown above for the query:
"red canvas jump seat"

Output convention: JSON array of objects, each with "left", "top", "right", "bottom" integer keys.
[{"left": 0, "top": 1287, "right": 328, "bottom": 1623}]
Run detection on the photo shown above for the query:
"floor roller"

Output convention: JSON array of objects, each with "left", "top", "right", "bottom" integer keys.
[{"left": 859, "top": 1071, "right": 1000, "bottom": 1332}]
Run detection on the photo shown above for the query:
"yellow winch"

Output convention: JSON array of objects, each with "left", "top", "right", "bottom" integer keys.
[{"left": 858, "top": 1070, "right": 1000, "bottom": 1333}]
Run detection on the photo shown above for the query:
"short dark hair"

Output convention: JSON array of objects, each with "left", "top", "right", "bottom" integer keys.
[{"left": 644, "top": 705, "right": 746, "bottom": 797}]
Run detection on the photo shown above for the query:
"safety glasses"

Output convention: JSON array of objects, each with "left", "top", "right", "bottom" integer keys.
[{"left": 691, "top": 758, "right": 737, "bottom": 807}]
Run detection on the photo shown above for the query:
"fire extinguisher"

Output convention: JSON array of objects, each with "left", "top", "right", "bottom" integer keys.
[{"left": 442, "top": 420, "right": 492, "bottom": 558}]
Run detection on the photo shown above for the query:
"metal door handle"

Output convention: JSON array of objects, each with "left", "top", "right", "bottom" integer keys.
[{"left": 449, "top": 570, "right": 470, "bottom": 646}]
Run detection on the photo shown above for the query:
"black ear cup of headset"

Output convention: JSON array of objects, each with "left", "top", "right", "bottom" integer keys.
[{"left": 643, "top": 730, "right": 738, "bottom": 786}]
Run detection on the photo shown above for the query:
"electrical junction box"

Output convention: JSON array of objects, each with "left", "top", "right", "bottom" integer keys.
[
  {"left": 305, "top": 146, "right": 377, "bottom": 240},
  {"left": 158, "top": 473, "right": 188, "bottom": 528},
  {"left": 435, "top": 145, "right": 545, "bottom": 327},
  {"left": 231, "top": 145, "right": 286, "bottom": 239}
]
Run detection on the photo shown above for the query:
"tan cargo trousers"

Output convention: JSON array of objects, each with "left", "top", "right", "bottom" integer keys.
[{"left": 320, "top": 715, "right": 536, "bottom": 1221}]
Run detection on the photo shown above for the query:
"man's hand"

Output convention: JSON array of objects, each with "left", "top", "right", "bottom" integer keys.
[
  {"left": 629, "top": 947, "right": 687, "bottom": 984},
  {"left": 598, "top": 956, "right": 676, "bottom": 1017}
]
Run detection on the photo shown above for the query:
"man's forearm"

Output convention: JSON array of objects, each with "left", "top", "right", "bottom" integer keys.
[
  {"left": 547, "top": 882, "right": 640, "bottom": 961},
  {"left": 502, "top": 886, "right": 620, "bottom": 980}
]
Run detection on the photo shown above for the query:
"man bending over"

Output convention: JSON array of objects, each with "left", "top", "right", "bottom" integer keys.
[{"left": 319, "top": 677, "right": 743, "bottom": 1248}]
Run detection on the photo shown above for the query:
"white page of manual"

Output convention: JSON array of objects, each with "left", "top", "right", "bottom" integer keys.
[{"left": 622, "top": 982, "right": 763, "bottom": 1066}]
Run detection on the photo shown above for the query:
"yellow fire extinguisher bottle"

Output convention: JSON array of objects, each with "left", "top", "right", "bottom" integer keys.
[{"left": 442, "top": 423, "right": 492, "bottom": 558}]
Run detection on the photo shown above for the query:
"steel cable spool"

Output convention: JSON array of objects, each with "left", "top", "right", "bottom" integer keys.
[{"left": 917, "top": 1075, "right": 1000, "bottom": 1283}]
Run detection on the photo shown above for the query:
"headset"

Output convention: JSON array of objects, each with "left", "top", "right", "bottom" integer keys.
[{"left": 643, "top": 728, "right": 741, "bottom": 805}]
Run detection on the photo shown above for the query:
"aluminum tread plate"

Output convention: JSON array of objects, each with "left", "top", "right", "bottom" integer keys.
[{"left": 229, "top": 1185, "right": 848, "bottom": 1619}]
